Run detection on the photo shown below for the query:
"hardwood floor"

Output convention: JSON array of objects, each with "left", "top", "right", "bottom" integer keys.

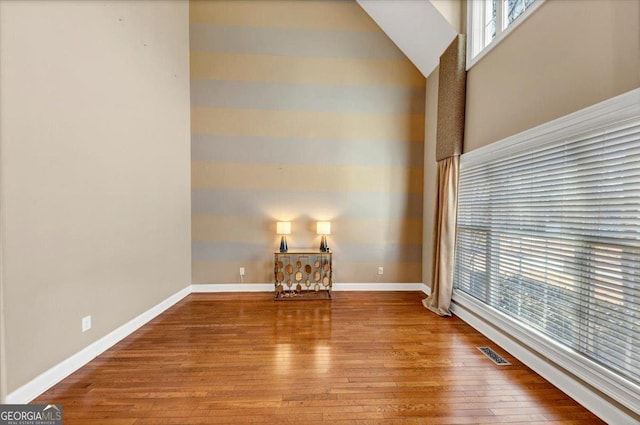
[{"left": 36, "top": 291, "right": 605, "bottom": 424}]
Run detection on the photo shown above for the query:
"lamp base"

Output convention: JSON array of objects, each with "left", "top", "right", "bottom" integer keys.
[
  {"left": 279, "top": 236, "right": 288, "bottom": 252},
  {"left": 319, "top": 235, "right": 328, "bottom": 252}
]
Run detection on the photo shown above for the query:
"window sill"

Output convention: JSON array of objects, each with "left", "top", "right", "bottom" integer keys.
[{"left": 451, "top": 289, "right": 640, "bottom": 421}]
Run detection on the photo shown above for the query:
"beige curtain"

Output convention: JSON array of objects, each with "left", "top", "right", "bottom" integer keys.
[{"left": 423, "top": 156, "right": 459, "bottom": 317}]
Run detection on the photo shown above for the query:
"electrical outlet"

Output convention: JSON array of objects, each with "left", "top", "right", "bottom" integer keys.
[
  {"left": 82, "top": 315, "right": 92, "bottom": 332},
  {"left": 239, "top": 267, "right": 245, "bottom": 276},
  {"left": 378, "top": 267, "right": 384, "bottom": 275}
]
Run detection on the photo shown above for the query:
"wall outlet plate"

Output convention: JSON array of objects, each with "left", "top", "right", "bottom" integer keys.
[
  {"left": 82, "top": 315, "right": 91, "bottom": 332},
  {"left": 378, "top": 267, "right": 384, "bottom": 275},
  {"left": 239, "top": 267, "right": 245, "bottom": 276}
]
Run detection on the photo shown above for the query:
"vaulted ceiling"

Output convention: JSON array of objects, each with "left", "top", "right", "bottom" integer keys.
[{"left": 356, "top": 0, "right": 458, "bottom": 77}]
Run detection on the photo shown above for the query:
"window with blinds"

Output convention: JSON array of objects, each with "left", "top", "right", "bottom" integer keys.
[{"left": 453, "top": 89, "right": 639, "bottom": 413}]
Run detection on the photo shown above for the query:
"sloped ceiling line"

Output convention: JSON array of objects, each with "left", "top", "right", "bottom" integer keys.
[{"left": 356, "top": 0, "right": 457, "bottom": 77}]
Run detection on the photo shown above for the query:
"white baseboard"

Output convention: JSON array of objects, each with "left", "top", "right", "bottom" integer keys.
[
  {"left": 6, "top": 285, "right": 191, "bottom": 404},
  {"left": 451, "top": 298, "right": 639, "bottom": 424},
  {"left": 192, "top": 282, "right": 431, "bottom": 293},
  {"left": 6, "top": 282, "right": 431, "bottom": 404}
]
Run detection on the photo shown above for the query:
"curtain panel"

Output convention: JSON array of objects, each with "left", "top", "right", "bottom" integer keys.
[{"left": 423, "top": 156, "right": 459, "bottom": 316}]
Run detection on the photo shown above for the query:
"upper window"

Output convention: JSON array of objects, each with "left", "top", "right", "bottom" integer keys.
[{"left": 467, "top": 0, "right": 545, "bottom": 69}]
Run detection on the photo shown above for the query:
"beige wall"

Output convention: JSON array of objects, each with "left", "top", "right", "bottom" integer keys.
[
  {"left": 0, "top": 0, "right": 191, "bottom": 396},
  {"left": 465, "top": 0, "right": 640, "bottom": 151},
  {"left": 190, "top": 0, "right": 426, "bottom": 285}
]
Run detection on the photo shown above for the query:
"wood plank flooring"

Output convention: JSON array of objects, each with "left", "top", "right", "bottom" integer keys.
[{"left": 35, "top": 291, "right": 605, "bottom": 424}]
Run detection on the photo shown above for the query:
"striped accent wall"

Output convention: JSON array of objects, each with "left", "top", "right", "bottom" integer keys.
[{"left": 190, "top": 0, "right": 426, "bottom": 285}]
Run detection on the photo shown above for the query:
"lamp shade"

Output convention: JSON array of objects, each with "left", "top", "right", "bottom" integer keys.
[
  {"left": 276, "top": 221, "right": 291, "bottom": 235},
  {"left": 316, "top": 221, "right": 331, "bottom": 235}
]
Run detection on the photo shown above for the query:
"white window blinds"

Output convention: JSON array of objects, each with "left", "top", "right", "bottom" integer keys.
[{"left": 453, "top": 89, "right": 640, "bottom": 413}]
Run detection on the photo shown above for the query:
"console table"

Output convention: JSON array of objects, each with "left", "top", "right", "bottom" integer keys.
[{"left": 274, "top": 249, "right": 332, "bottom": 300}]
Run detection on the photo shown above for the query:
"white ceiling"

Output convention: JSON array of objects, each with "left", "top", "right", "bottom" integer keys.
[{"left": 356, "top": 0, "right": 457, "bottom": 77}]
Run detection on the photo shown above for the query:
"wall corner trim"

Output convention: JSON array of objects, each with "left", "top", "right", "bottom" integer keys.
[{"left": 5, "top": 285, "right": 192, "bottom": 404}]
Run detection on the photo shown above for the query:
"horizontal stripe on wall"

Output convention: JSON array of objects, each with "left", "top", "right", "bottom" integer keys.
[
  {"left": 190, "top": 52, "right": 425, "bottom": 88},
  {"left": 192, "top": 189, "right": 423, "bottom": 219},
  {"left": 190, "top": 24, "right": 405, "bottom": 60},
  {"left": 334, "top": 217, "right": 423, "bottom": 245},
  {"left": 191, "top": 162, "right": 423, "bottom": 194},
  {"left": 192, "top": 261, "right": 272, "bottom": 284},
  {"left": 192, "top": 261, "right": 422, "bottom": 284},
  {"left": 191, "top": 107, "right": 425, "bottom": 142},
  {"left": 192, "top": 135, "right": 424, "bottom": 167},
  {"left": 192, "top": 216, "right": 423, "bottom": 245},
  {"left": 193, "top": 241, "right": 422, "bottom": 264},
  {"left": 192, "top": 216, "right": 275, "bottom": 243},
  {"left": 332, "top": 261, "right": 422, "bottom": 284},
  {"left": 332, "top": 243, "right": 422, "bottom": 264},
  {"left": 190, "top": 80, "right": 425, "bottom": 115},
  {"left": 193, "top": 242, "right": 269, "bottom": 262},
  {"left": 190, "top": 1, "right": 380, "bottom": 33}
]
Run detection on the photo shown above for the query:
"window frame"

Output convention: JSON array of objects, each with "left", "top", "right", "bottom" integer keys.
[{"left": 466, "top": 0, "right": 546, "bottom": 70}]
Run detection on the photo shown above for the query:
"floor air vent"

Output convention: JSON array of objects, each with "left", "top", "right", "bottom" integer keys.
[{"left": 477, "top": 347, "right": 511, "bottom": 365}]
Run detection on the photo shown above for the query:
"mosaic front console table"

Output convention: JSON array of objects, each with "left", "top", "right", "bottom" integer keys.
[{"left": 274, "top": 249, "right": 332, "bottom": 300}]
